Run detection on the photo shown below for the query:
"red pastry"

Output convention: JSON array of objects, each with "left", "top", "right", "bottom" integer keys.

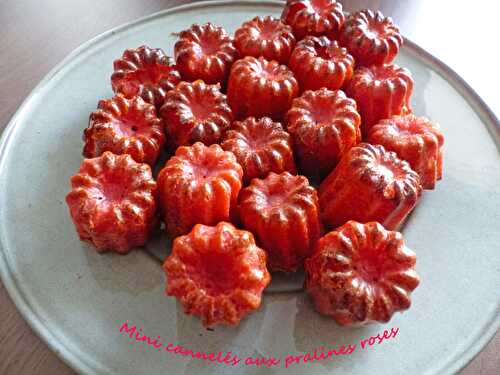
[
  {"left": 65, "top": 152, "right": 157, "bottom": 254},
  {"left": 83, "top": 95, "right": 165, "bottom": 166},
  {"left": 239, "top": 172, "right": 322, "bottom": 272},
  {"left": 368, "top": 114, "right": 445, "bottom": 189},
  {"left": 160, "top": 80, "right": 233, "bottom": 149},
  {"left": 286, "top": 88, "right": 361, "bottom": 178},
  {"left": 346, "top": 64, "right": 413, "bottom": 136},
  {"left": 319, "top": 143, "right": 422, "bottom": 231},
  {"left": 288, "top": 36, "right": 355, "bottom": 92},
  {"left": 339, "top": 9, "right": 402, "bottom": 67},
  {"left": 227, "top": 56, "right": 299, "bottom": 121},
  {"left": 174, "top": 23, "right": 238, "bottom": 86},
  {"left": 305, "top": 220, "right": 420, "bottom": 325},
  {"left": 281, "top": 0, "right": 345, "bottom": 40},
  {"left": 157, "top": 142, "right": 243, "bottom": 237},
  {"left": 163, "top": 222, "right": 271, "bottom": 327},
  {"left": 111, "top": 45, "right": 181, "bottom": 110},
  {"left": 234, "top": 16, "right": 296, "bottom": 64},
  {"left": 221, "top": 117, "right": 297, "bottom": 184}
]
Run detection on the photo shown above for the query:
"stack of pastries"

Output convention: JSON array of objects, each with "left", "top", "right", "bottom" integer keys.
[{"left": 66, "top": 0, "right": 444, "bottom": 328}]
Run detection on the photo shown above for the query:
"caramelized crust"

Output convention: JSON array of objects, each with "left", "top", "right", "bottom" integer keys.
[
  {"left": 83, "top": 95, "right": 165, "bottom": 166},
  {"left": 160, "top": 80, "right": 233, "bottom": 149},
  {"left": 157, "top": 142, "right": 243, "bottom": 237},
  {"left": 239, "top": 172, "right": 322, "bottom": 272},
  {"left": 286, "top": 88, "right": 361, "bottom": 178},
  {"left": 305, "top": 221, "right": 420, "bottom": 325},
  {"left": 289, "top": 36, "right": 354, "bottom": 92},
  {"left": 111, "top": 45, "right": 181, "bottom": 110},
  {"left": 339, "top": 9, "right": 403, "bottom": 67},
  {"left": 164, "top": 222, "right": 271, "bottom": 327},
  {"left": 234, "top": 16, "right": 296, "bottom": 64},
  {"left": 227, "top": 56, "right": 299, "bottom": 121},
  {"left": 221, "top": 117, "right": 296, "bottom": 184},
  {"left": 368, "top": 114, "right": 445, "bottom": 189},
  {"left": 174, "top": 23, "right": 238, "bottom": 86},
  {"left": 346, "top": 64, "right": 414, "bottom": 135},
  {"left": 66, "top": 152, "right": 157, "bottom": 254},
  {"left": 319, "top": 143, "right": 422, "bottom": 231},
  {"left": 281, "top": 0, "right": 345, "bottom": 40}
]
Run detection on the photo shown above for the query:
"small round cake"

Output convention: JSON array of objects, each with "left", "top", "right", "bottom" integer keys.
[
  {"left": 289, "top": 36, "right": 354, "bottom": 92},
  {"left": 281, "top": 0, "right": 345, "bottom": 40},
  {"left": 66, "top": 152, "right": 157, "bottom": 254},
  {"left": 174, "top": 23, "right": 238, "bottom": 86},
  {"left": 221, "top": 117, "right": 296, "bottom": 184},
  {"left": 157, "top": 142, "right": 243, "bottom": 237},
  {"left": 234, "top": 15, "right": 296, "bottom": 64},
  {"left": 368, "top": 114, "right": 445, "bottom": 189},
  {"left": 111, "top": 45, "right": 181, "bottom": 110},
  {"left": 305, "top": 220, "right": 420, "bottom": 326},
  {"left": 339, "top": 9, "right": 403, "bottom": 67},
  {"left": 319, "top": 143, "right": 422, "bottom": 231},
  {"left": 83, "top": 95, "right": 165, "bottom": 166},
  {"left": 227, "top": 56, "right": 299, "bottom": 121},
  {"left": 346, "top": 64, "right": 414, "bottom": 135},
  {"left": 164, "top": 222, "right": 271, "bottom": 327},
  {"left": 239, "top": 172, "right": 322, "bottom": 272},
  {"left": 160, "top": 80, "right": 233, "bottom": 149},
  {"left": 286, "top": 88, "right": 361, "bottom": 178}
]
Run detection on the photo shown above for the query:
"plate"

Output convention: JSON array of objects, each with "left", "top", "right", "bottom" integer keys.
[{"left": 0, "top": 1, "right": 499, "bottom": 374}]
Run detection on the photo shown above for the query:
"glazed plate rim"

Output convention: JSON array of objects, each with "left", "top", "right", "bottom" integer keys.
[{"left": 0, "top": 1, "right": 498, "bottom": 375}]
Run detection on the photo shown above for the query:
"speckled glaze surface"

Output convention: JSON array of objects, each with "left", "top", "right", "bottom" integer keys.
[{"left": 0, "top": 1, "right": 498, "bottom": 375}]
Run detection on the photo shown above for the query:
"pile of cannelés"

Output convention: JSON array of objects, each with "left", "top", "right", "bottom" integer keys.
[{"left": 66, "top": 0, "right": 444, "bottom": 328}]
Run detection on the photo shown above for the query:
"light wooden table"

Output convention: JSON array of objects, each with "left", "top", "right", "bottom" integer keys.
[{"left": 0, "top": 1, "right": 498, "bottom": 374}]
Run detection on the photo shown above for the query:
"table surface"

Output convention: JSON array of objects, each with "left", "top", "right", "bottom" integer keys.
[{"left": 0, "top": 1, "right": 498, "bottom": 374}]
